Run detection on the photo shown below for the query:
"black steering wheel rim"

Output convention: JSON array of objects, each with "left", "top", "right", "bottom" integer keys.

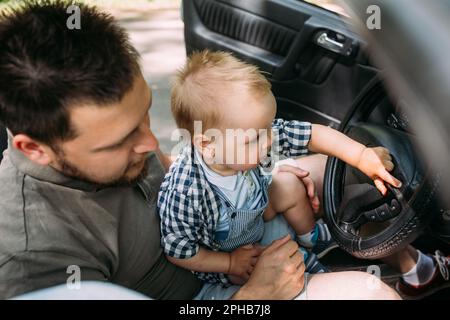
[{"left": 323, "top": 79, "right": 438, "bottom": 259}]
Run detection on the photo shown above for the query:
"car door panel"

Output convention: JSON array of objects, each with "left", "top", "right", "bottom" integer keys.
[{"left": 183, "top": 0, "right": 378, "bottom": 127}]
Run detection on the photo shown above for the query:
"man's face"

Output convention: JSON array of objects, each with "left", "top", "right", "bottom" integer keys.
[{"left": 50, "top": 74, "right": 159, "bottom": 187}]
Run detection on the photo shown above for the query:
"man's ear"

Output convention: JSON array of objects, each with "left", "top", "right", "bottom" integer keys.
[{"left": 12, "top": 134, "right": 54, "bottom": 166}]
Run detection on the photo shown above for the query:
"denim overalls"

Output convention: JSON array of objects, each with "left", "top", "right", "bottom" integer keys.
[{"left": 211, "top": 169, "right": 270, "bottom": 252}]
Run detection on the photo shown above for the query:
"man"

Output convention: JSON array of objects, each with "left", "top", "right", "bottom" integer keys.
[{"left": 0, "top": 0, "right": 399, "bottom": 300}]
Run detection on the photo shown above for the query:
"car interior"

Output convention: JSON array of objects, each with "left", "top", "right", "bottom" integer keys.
[
  {"left": 0, "top": 124, "right": 6, "bottom": 163},
  {"left": 1, "top": 0, "right": 448, "bottom": 299},
  {"left": 181, "top": 0, "right": 450, "bottom": 298}
]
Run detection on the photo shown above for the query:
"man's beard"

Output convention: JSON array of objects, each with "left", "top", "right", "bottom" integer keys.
[{"left": 56, "top": 156, "right": 149, "bottom": 189}]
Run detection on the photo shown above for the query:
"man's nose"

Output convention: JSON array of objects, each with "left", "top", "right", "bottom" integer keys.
[{"left": 133, "top": 126, "right": 159, "bottom": 154}]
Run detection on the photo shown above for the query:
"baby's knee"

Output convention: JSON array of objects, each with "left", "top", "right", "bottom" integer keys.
[
  {"left": 270, "top": 172, "right": 308, "bottom": 212},
  {"left": 272, "top": 171, "right": 307, "bottom": 197}
]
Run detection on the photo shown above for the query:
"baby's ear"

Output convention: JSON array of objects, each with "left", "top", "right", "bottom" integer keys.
[
  {"left": 193, "top": 134, "right": 216, "bottom": 164},
  {"left": 193, "top": 134, "right": 213, "bottom": 152}
]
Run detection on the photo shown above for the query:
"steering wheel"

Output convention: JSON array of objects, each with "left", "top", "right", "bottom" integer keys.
[{"left": 323, "top": 80, "right": 439, "bottom": 259}]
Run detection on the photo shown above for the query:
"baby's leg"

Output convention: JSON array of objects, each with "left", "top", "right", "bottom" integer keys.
[
  {"left": 268, "top": 171, "right": 336, "bottom": 260},
  {"left": 268, "top": 171, "right": 315, "bottom": 236}
]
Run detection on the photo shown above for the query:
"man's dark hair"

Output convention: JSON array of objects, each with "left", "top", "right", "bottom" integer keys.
[{"left": 0, "top": 0, "right": 141, "bottom": 144}]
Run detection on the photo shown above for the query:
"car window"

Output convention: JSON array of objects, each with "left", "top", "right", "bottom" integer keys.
[{"left": 301, "top": 0, "right": 350, "bottom": 17}]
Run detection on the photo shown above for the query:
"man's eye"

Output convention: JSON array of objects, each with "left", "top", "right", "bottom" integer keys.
[{"left": 109, "top": 141, "right": 124, "bottom": 150}]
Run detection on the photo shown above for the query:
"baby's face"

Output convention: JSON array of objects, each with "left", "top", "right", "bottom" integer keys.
[{"left": 211, "top": 89, "right": 277, "bottom": 171}]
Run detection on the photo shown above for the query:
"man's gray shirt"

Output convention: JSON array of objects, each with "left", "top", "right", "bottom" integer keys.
[{"left": 0, "top": 142, "right": 201, "bottom": 299}]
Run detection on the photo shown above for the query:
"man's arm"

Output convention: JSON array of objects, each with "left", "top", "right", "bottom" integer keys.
[{"left": 0, "top": 251, "right": 107, "bottom": 300}]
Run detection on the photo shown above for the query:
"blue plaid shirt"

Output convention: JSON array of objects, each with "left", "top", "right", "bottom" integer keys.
[{"left": 157, "top": 119, "right": 312, "bottom": 285}]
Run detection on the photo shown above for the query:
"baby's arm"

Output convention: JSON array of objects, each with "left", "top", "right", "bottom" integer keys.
[
  {"left": 167, "top": 248, "right": 230, "bottom": 274},
  {"left": 270, "top": 119, "right": 312, "bottom": 158},
  {"left": 158, "top": 181, "right": 261, "bottom": 284},
  {"left": 168, "top": 245, "right": 262, "bottom": 284},
  {"left": 271, "top": 119, "right": 364, "bottom": 164},
  {"left": 308, "top": 124, "right": 365, "bottom": 167},
  {"left": 270, "top": 120, "right": 401, "bottom": 194},
  {"left": 309, "top": 124, "right": 402, "bottom": 194}
]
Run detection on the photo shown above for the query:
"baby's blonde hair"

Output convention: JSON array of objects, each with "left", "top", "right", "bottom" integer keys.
[{"left": 171, "top": 50, "right": 272, "bottom": 135}]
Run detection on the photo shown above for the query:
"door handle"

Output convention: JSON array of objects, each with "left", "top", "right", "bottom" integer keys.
[
  {"left": 314, "top": 30, "right": 358, "bottom": 57},
  {"left": 317, "top": 32, "right": 344, "bottom": 52}
]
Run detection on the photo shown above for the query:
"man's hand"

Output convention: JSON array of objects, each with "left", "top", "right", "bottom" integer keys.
[
  {"left": 231, "top": 235, "right": 306, "bottom": 300},
  {"left": 228, "top": 274, "right": 247, "bottom": 285},
  {"left": 356, "top": 147, "right": 402, "bottom": 195},
  {"left": 274, "top": 162, "right": 320, "bottom": 214},
  {"left": 228, "top": 244, "right": 263, "bottom": 282}
]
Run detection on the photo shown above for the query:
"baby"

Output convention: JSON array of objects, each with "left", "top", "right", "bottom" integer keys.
[{"left": 157, "top": 50, "right": 401, "bottom": 286}]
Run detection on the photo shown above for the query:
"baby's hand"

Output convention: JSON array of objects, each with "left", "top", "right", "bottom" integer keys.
[
  {"left": 356, "top": 147, "right": 402, "bottom": 195},
  {"left": 228, "top": 244, "right": 263, "bottom": 281}
]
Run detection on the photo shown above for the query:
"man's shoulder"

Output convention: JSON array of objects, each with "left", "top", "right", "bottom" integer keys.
[
  {"left": 0, "top": 151, "right": 25, "bottom": 187},
  {"left": 0, "top": 155, "right": 29, "bottom": 257}
]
